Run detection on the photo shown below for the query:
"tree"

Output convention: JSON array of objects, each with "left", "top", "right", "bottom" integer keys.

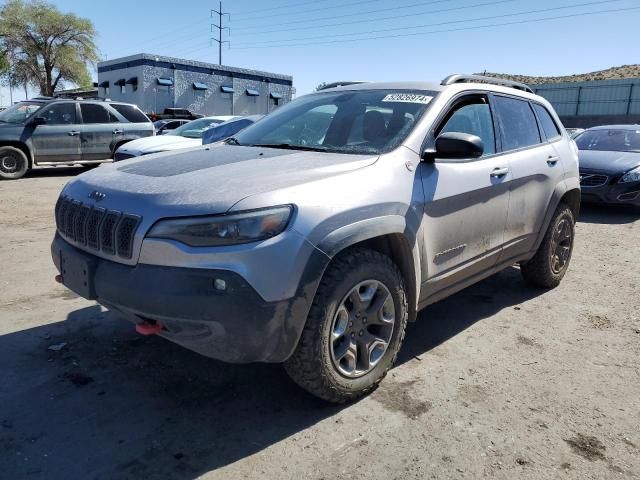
[{"left": 0, "top": 0, "right": 98, "bottom": 96}]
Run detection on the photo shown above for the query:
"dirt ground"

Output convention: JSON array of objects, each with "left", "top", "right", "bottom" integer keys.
[{"left": 1, "top": 167, "right": 639, "bottom": 480}]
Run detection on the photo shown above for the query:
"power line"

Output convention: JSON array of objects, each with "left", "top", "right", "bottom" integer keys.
[
  {"left": 233, "top": 0, "right": 381, "bottom": 22},
  {"left": 230, "top": 5, "right": 639, "bottom": 49},
  {"left": 231, "top": 0, "right": 519, "bottom": 36},
  {"left": 231, "top": 0, "right": 332, "bottom": 15},
  {"left": 232, "top": 0, "right": 623, "bottom": 47},
  {"left": 231, "top": 0, "right": 454, "bottom": 31}
]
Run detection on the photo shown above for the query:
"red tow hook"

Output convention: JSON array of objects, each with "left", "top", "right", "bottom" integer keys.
[
  {"left": 136, "top": 322, "right": 163, "bottom": 336},
  {"left": 55, "top": 274, "right": 63, "bottom": 284}
]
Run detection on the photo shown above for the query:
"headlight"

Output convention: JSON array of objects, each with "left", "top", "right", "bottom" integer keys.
[
  {"left": 147, "top": 206, "right": 293, "bottom": 247},
  {"left": 619, "top": 166, "right": 640, "bottom": 183}
]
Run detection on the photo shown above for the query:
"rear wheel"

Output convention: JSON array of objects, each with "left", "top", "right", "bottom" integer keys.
[
  {"left": 0, "top": 146, "right": 29, "bottom": 180},
  {"left": 284, "top": 248, "right": 408, "bottom": 403},
  {"left": 521, "top": 203, "right": 575, "bottom": 288}
]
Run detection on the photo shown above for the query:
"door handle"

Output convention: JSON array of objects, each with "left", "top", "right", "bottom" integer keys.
[
  {"left": 490, "top": 167, "right": 509, "bottom": 178},
  {"left": 67, "top": 131, "right": 80, "bottom": 136},
  {"left": 112, "top": 128, "right": 124, "bottom": 134},
  {"left": 547, "top": 155, "right": 559, "bottom": 165}
]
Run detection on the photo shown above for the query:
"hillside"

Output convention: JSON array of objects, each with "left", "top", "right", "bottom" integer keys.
[{"left": 477, "top": 64, "right": 640, "bottom": 85}]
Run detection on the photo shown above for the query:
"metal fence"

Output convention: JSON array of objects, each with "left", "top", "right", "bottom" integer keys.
[{"left": 533, "top": 78, "right": 640, "bottom": 118}]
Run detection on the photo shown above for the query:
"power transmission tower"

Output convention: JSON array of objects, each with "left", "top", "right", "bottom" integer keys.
[{"left": 211, "top": 2, "right": 230, "bottom": 65}]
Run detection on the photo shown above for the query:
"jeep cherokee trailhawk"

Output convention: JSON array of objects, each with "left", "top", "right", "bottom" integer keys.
[{"left": 52, "top": 75, "right": 580, "bottom": 402}]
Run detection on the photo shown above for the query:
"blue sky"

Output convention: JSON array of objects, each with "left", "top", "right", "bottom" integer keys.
[{"left": 1, "top": 0, "right": 639, "bottom": 104}]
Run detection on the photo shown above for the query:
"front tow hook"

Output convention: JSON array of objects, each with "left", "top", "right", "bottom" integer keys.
[{"left": 135, "top": 321, "right": 163, "bottom": 336}]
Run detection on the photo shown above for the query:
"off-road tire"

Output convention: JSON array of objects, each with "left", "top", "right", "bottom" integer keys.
[
  {"left": 284, "top": 247, "right": 408, "bottom": 403},
  {"left": 0, "top": 146, "right": 29, "bottom": 180},
  {"left": 521, "top": 203, "right": 575, "bottom": 288}
]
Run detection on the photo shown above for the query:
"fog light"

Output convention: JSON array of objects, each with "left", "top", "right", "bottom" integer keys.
[{"left": 214, "top": 279, "right": 226, "bottom": 291}]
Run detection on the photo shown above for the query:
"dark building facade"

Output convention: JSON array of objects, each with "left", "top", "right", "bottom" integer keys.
[{"left": 97, "top": 53, "right": 293, "bottom": 116}]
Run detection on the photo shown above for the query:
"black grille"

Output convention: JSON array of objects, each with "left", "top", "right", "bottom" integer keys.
[
  {"left": 86, "top": 207, "right": 105, "bottom": 249},
  {"left": 580, "top": 174, "right": 608, "bottom": 187},
  {"left": 100, "top": 211, "right": 121, "bottom": 255},
  {"left": 114, "top": 152, "right": 136, "bottom": 162},
  {"left": 55, "top": 195, "right": 141, "bottom": 260},
  {"left": 116, "top": 216, "right": 140, "bottom": 259}
]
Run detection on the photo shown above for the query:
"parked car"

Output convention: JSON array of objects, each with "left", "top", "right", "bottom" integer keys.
[
  {"left": 575, "top": 125, "right": 640, "bottom": 207},
  {"left": 52, "top": 75, "right": 580, "bottom": 402},
  {"left": 202, "top": 115, "right": 263, "bottom": 145},
  {"left": 566, "top": 127, "right": 585, "bottom": 138},
  {"left": 114, "top": 116, "right": 236, "bottom": 161},
  {"left": 0, "top": 98, "right": 153, "bottom": 180},
  {"left": 147, "top": 108, "right": 204, "bottom": 122},
  {"left": 154, "top": 119, "right": 189, "bottom": 135}
]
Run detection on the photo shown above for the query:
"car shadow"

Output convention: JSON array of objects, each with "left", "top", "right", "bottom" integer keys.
[
  {"left": 24, "top": 165, "right": 95, "bottom": 179},
  {"left": 578, "top": 203, "right": 640, "bottom": 225},
  {"left": 0, "top": 267, "right": 542, "bottom": 479}
]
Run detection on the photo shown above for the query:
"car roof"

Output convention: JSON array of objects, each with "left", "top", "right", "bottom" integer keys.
[
  {"left": 587, "top": 124, "right": 640, "bottom": 131},
  {"left": 316, "top": 81, "right": 444, "bottom": 93}
]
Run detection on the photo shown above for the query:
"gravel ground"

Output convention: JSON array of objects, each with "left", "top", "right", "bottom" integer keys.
[{"left": 1, "top": 167, "right": 639, "bottom": 480}]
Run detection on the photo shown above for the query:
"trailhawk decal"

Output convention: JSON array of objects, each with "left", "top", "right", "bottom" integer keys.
[{"left": 382, "top": 93, "right": 433, "bottom": 104}]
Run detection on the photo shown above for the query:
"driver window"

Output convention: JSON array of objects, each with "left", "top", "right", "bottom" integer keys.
[
  {"left": 39, "top": 103, "right": 77, "bottom": 125},
  {"left": 438, "top": 98, "right": 496, "bottom": 156}
]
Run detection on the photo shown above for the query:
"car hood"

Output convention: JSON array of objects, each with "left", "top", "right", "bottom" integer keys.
[
  {"left": 63, "top": 144, "right": 378, "bottom": 217},
  {"left": 578, "top": 149, "right": 640, "bottom": 174},
  {"left": 117, "top": 135, "right": 200, "bottom": 155}
]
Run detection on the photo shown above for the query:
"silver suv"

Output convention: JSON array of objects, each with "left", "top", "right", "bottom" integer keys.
[
  {"left": 0, "top": 98, "right": 153, "bottom": 180},
  {"left": 51, "top": 75, "right": 580, "bottom": 402}
]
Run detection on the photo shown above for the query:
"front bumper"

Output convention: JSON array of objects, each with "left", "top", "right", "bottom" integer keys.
[
  {"left": 51, "top": 234, "right": 328, "bottom": 363},
  {"left": 580, "top": 177, "right": 640, "bottom": 206}
]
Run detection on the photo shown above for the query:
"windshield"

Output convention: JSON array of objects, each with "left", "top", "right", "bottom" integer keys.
[
  {"left": 575, "top": 128, "right": 640, "bottom": 153},
  {"left": 169, "top": 118, "right": 225, "bottom": 138},
  {"left": 0, "top": 101, "right": 44, "bottom": 124},
  {"left": 232, "top": 89, "right": 437, "bottom": 155}
]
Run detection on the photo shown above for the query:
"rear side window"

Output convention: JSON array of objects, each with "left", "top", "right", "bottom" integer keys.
[
  {"left": 111, "top": 104, "right": 149, "bottom": 123},
  {"left": 81, "top": 104, "right": 118, "bottom": 124},
  {"left": 532, "top": 103, "right": 561, "bottom": 141},
  {"left": 493, "top": 96, "right": 541, "bottom": 151}
]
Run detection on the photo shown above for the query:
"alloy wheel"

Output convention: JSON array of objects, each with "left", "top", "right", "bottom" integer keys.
[
  {"left": 550, "top": 218, "right": 572, "bottom": 274},
  {"left": 330, "top": 280, "right": 395, "bottom": 378}
]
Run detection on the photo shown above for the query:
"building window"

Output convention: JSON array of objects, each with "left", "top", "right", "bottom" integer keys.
[
  {"left": 98, "top": 81, "right": 109, "bottom": 98},
  {"left": 126, "top": 77, "right": 138, "bottom": 92},
  {"left": 193, "top": 82, "right": 208, "bottom": 91},
  {"left": 246, "top": 88, "right": 260, "bottom": 96},
  {"left": 157, "top": 77, "right": 173, "bottom": 94},
  {"left": 115, "top": 79, "right": 126, "bottom": 95},
  {"left": 270, "top": 92, "right": 283, "bottom": 106}
]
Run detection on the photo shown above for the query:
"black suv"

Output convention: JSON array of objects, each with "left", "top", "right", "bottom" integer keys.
[{"left": 0, "top": 98, "right": 154, "bottom": 180}]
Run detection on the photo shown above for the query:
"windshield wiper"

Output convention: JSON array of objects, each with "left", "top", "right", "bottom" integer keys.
[{"left": 249, "top": 143, "right": 328, "bottom": 152}]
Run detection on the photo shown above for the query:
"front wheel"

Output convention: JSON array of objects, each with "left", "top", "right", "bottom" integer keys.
[
  {"left": 0, "top": 146, "right": 29, "bottom": 180},
  {"left": 284, "top": 248, "right": 408, "bottom": 403},
  {"left": 521, "top": 203, "right": 575, "bottom": 288}
]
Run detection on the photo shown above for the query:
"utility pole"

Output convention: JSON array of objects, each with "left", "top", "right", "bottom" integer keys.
[{"left": 211, "top": 2, "right": 230, "bottom": 65}]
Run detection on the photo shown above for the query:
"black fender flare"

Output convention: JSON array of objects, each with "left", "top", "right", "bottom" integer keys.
[{"left": 315, "top": 215, "right": 422, "bottom": 321}]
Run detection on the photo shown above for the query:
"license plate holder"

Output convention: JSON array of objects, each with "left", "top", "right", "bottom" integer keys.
[{"left": 60, "top": 250, "right": 96, "bottom": 300}]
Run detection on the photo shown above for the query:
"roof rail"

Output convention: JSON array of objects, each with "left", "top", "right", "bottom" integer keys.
[
  {"left": 317, "top": 81, "right": 368, "bottom": 91},
  {"left": 441, "top": 74, "right": 534, "bottom": 94}
]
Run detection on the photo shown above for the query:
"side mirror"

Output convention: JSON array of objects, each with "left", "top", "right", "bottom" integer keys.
[
  {"left": 421, "top": 132, "right": 484, "bottom": 162},
  {"left": 28, "top": 116, "right": 47, "bottom": 128}
]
